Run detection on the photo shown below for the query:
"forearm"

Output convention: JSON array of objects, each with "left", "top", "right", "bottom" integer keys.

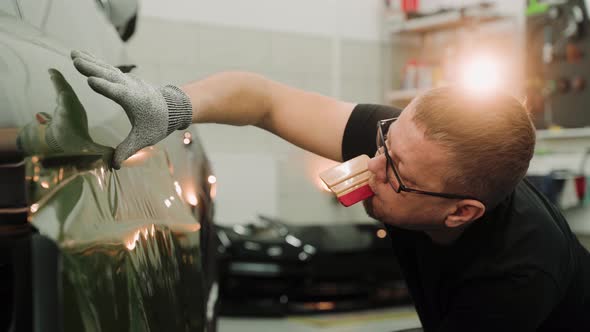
[
  {"left": 180, "top": 71, "right": 355, "bottom": 161},
  {"left": 182, "top": 71, "right": 273, "bottom": 128}
]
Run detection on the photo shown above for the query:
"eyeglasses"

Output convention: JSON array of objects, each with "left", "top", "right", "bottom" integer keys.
[{"left": 376, "top": 117, "right": 479, "bottom": 201}]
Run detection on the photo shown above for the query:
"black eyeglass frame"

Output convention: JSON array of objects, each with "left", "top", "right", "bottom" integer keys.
[{"left": 377, "top": 117, "right": 481, "bottom": 201}]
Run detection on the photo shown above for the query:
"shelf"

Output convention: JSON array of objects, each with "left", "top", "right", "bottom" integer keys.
[
  {"left": 531, "top": 128, "right": 590, "bottom": 158},
  {"left": 386, "top": 89, "right": 423, "bottom": 103},
  {"left": 537, "top": 128, "right": 590, "bottom": 140},
  {"left": 386, "top": 8, "right": 506, "bottom": 34}
]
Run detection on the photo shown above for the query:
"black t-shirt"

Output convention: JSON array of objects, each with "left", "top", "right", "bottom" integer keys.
[{"left": 342, "top": 104, "right": 590, "bottom": 331}]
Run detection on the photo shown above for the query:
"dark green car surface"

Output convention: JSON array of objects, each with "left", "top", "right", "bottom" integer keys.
[{"left": 1, "top": 3, "right": 217, "bottom": 331}]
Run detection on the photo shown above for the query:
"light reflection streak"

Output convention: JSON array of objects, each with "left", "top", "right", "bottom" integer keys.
[
  {"left": 319, "top": 180, "right": 331, "bottom": 193},
  {"left": 124, "top": 224, "right": 200, "bottom": 251},
  {"left": 183, "top": 132, "right": 192, "bottom": 145},
  {"left": 303, "top": 301, "right": 335, "bottom": 311},
  {"left": 174, "top": 181, "right": 182, "bottom": 196},
  {"left": 125, "top": 225, "right": 155, "bottom": 251},
  {"left": 210, "top": 184, "right": 216, "bottom": 199},
  {"left": 96, "top": 170, "right": 103, "bottom": 189},
  {"left": 317, "top": 302, "right": 335, "bottom": 311},
  {"left": 286, "top": 235, "right": 302, "bottom": 247},
  {"left": 123, "top": 222, "right": 201, "bottom": 251},
  {"left": 305, "top": 155, "right": 339, "bottom": 192},
  {"left": 187, "top": 193, "right": 198, "bottom": 206},
  {"left": 122, "top": 149, "right": 149, "bottom": 167},
  {"left": 125, "top": 230, "right": 141, "bottom": 250},
  {"left": 184, "top": 223, "right": 201, "bottom": 232}
]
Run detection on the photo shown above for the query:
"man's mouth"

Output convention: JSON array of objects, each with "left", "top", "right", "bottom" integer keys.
[{"left": 367, "top": 178, "right": 377, "bottom": 197}]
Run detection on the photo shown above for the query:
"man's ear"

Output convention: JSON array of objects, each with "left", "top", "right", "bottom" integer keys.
[{"left": 445, "top": 200, "right": 486, "bottom": 228}]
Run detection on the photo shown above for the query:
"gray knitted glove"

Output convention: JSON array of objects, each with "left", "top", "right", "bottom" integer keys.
[{"left": 71, "top": 50, "right": 192, "bottom": 169}]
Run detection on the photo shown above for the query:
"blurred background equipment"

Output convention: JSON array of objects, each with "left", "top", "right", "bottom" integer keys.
[
  {"left": 216, "top": 215, "right": 410, "bottom": 316},
  {"left": 525, "top": 0, "right": 590, "bottom": 129}
]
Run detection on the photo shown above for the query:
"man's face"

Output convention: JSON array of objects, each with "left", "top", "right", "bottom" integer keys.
[{"left": 364, "top": 107, "right": 454, "bottom": 230}]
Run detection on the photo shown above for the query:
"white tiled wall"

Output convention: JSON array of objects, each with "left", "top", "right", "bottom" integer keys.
[{"left": 139, "top": 0, "right": 387, "bottom": 42}]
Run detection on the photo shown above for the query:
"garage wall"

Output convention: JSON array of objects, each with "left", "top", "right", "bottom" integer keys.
[
  {"left": 126, "top": 2, "right": 390, "bottom": 225},
  {"left": 138, "top": 0, "right": 387, "bottom": 41},
  {"left": 125, "top": 0, "right": 524, "bottom": 226}
]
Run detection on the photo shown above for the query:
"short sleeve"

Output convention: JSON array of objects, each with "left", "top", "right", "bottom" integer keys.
[{"left": 341, "top": 104, "right": 402, "bottom": 161}]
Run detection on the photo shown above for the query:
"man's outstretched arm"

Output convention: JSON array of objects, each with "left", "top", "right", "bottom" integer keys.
[
  {"left": 71, "top": 50, "right": 355, "bottom": 168},
  {"left": 185, "top": 72, "right": 355, "bottom": 162}
]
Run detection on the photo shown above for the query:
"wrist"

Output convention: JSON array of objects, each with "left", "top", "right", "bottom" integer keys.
[{"left": 160, "top": 85, "right": 193, "bottom": 135}]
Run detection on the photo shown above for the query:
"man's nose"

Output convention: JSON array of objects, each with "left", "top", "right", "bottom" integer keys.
[{"left": 368, "top": 153, "right": 386, "bottom": 182}]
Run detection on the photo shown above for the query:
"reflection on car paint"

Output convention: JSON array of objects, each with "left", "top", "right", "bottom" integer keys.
[
  {"left": 21, "top": 71, "right": 208, "bottom": 331},
  {"left": 18, "top": 69, "right": 113, "bottom": 160},
  {"left": 27, "top": 147, "right": 208, "bottom": 331}
]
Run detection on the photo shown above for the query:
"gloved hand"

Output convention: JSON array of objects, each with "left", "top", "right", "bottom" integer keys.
[{"left": 70, "top": 50, "right": 193, "bottom": 169}]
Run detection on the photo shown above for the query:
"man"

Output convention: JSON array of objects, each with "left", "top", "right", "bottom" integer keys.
[{"left": 70, "top": 50, "right": 590, "bottom": 331}]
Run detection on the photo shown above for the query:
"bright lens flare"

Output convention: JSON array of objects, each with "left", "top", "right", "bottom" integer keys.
[{"left": 460, "top": 56, "right": 501, "bottom": 94}]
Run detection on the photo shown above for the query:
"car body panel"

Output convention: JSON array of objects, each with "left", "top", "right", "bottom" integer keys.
[
  {"left": 27, "top": 152, "right": 206, "bottom": 331},
  {"left": 1, "top": 3, "right": 217, "bottom": 331}
]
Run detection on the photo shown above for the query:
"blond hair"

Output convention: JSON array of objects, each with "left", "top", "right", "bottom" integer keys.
[{"left": 410, "top": 86, "right": 536, "bottom": 208}]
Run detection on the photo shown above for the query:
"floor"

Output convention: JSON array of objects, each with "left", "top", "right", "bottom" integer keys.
[{"left": 219, "top": 305, "right": 421, "bottom": 332}]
